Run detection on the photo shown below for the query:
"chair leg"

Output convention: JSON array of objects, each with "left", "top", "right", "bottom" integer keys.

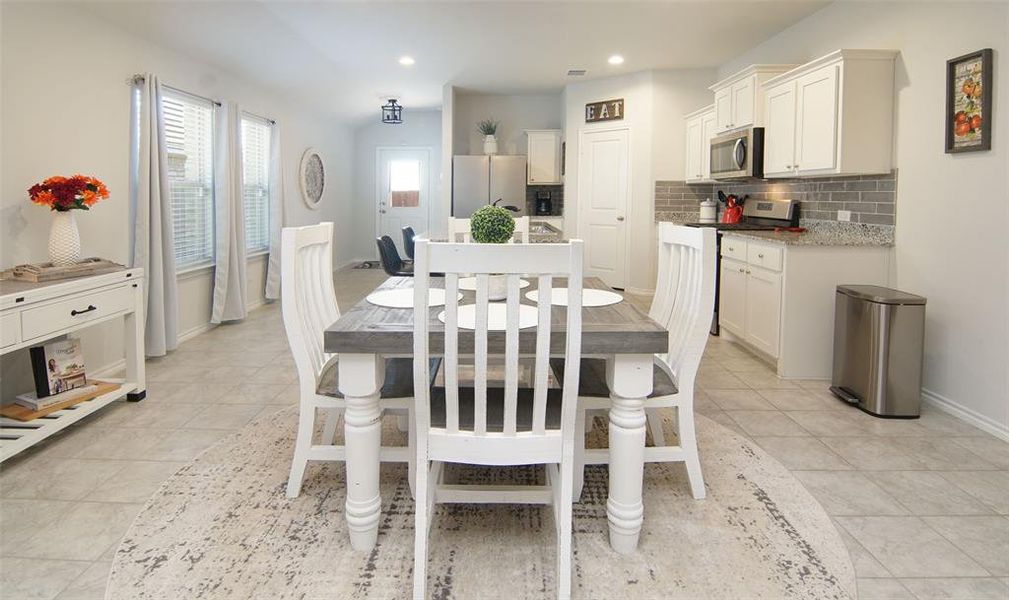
[
  {"left": 413, "top": 459, "right": 429, "bottom": 600},
  {"left": 407, "top": 405, "right": 416, "bottom": 500},
  {"left": 646, "top": 408, "right": 666, "bottom": 447},
  {"left": 678, "top": 405, "right": 706, "bottom": 500},
  {"left": 556, "top": 458, "right": 574, "bottom": 600},
  {"left": 322, "top": 407, "right": 341, "bottom": 445},
  {"left": 286, "top": 400, "right": 316, "bottom": 498},
  {"left": 572, "top": 409, "right": 586, "bottom": 501}
]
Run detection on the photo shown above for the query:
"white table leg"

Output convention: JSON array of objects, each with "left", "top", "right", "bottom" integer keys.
[
  {"left": 338, "top": 353, "right": 385, "bottom": 551},
  {"left": 605, "top": 353, "right": 652, "bottom": 554},
  {"left": 125, "top": 279, "right": 146, "bottom": 401}
]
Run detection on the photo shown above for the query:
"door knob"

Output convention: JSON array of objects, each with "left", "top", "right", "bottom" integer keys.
[
  {"left": 616, "top": 216, "right": 625, "bottom": 221},
  {"left": 380, "top": 209, "right": 386, "bottom": 214}
]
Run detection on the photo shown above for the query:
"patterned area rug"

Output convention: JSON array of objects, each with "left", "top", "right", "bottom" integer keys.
[{"left": 108, "top": 408, "right": 855, "bottom": 599}]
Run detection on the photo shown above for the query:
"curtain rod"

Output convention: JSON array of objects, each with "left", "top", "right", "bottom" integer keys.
[{"left": 128, "top": 73, "right": 275, "bottom": 123}]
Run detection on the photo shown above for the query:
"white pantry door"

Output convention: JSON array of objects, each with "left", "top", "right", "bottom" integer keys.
[
  {"left": 578, "top": 128, "right": 629, "bottom": 289},
  {"left": 377, "top": 148, "right": 430, "bottom": 255}
]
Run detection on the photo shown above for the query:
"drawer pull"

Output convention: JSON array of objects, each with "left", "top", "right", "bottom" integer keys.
[
  {"left": 70, "top": 305, "right": 97, "bottom": 317},
  {"left": 728, "top": 246, "right": 735, "bottom": 251},
  {"left": 758, "top": 253, "right": 764, "bottom": 258}
]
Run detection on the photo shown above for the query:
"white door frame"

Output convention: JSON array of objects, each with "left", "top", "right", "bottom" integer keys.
[
  {"left": 576, "top": 125, "right": 632, "bottom": 289},
  {"left": 375, "top": 146, "right": 434, "bottom": 253}
]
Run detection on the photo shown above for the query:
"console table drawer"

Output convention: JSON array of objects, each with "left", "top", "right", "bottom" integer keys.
[
  {"left": 0, "top": 312, "right": 20, "bottom": 349},
  {"left": 21, "top": 285, "right": 133, "bottom": 340}
]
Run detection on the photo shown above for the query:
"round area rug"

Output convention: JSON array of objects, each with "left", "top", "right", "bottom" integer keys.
[{"left": 108, "top": 408, "right": 855, "bottom": 599}]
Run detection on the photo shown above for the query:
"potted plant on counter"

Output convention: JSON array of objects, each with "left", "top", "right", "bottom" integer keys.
[
  {"left": 28, "top": 174, "right": 110, "bottom": 266},
  {"left": 470, "top": 204, "right": 515, "bottom": 300},
  {"left": 477, "top": 119, "right": 499, "bottom": 155}
]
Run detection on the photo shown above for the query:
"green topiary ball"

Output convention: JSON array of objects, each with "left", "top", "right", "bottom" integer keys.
[{"left": 470, "top": 205, "right": 516, "bottom": 244}]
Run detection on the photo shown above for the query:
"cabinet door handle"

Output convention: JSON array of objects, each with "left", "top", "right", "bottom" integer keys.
[
  {"left": 746, "top": 270, "right": 752, "bottom": 274},
  {"left": 616, "top": 216, "right": 625, "bottom": 221},
  {"left": 758, "top": 253, "right": 764, "bottom": 258},
  {"left": 738, "top": 268, "right": 745, "bottom": 273},
  {"left": 71, "top": 304, "right": 97, "bottom": 316},
  {"left": 728, "top": 246, "right": 734, "bottom": 251}
]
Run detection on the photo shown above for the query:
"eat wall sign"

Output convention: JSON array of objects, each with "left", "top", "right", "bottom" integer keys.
[{"left": 585, "top": 98, "right": 624, "bottom": 123}]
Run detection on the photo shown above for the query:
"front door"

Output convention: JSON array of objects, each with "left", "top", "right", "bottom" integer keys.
[
  {"left": 377, "top": 148, "right": 430, "bottom": 255},
  {"left": 578, "top": 128, "right": 629, "bottom": 288}
]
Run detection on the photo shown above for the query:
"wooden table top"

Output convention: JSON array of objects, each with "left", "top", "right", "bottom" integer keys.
[{"left": 324, "top": 276, "right": 667, "bottom": 356}]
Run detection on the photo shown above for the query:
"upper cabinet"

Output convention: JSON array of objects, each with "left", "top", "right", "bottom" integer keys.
[
  {"left": 709, "top": 65, "right": 795, "bottom": 134},
  {"left": 684, "top": 105, "right": 716, "bottom": 184},
  {"left": 761, "top": 49, "right": 898, "bottom": 178},
  {"left": 526, "top": 130, "right": 563, "bottom": 184}
]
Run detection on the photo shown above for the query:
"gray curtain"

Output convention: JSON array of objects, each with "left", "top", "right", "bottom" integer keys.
[
  {"left": 211, "top": 101, "right": 248, "bottom": 323},
  {"left": 265, "top": 122, "right": 284, "bottom": 300},
  {"left": 130, "top": 73, "right": 178, "bottom": 357}
]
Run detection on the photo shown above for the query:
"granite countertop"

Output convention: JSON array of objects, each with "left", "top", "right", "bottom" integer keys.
[{"left": 720, "top": 222, "right": 894, "bottom": 247}]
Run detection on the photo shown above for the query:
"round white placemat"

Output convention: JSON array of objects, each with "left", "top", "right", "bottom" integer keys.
[
  {"left": 457, "top": 277, "right": 530, "bottom": 291},
  {"left": 366, "top": 288, "right": 459, "bottom": 309},
  {"left": 525, "top": 288, "right": 623, "bottom": 307},
  {"left": 437, "top": 304, "right": 538, "bottom": 330}
]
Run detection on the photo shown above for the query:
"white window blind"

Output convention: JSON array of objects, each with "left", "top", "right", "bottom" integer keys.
[
  {"left": 162, "top": 89, "right": 215, "bottom": 268},
  {"left": 241, "top": 115, "right": 271, "bottom": 253}
]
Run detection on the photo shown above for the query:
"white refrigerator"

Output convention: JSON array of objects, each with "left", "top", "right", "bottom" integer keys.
[{"left": 452, "top": 155, "right": 527, "bottom": 217}]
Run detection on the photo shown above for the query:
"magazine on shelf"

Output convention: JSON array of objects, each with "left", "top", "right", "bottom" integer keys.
[
  {"left": 29, "top": 338, "right": 88, "bottom": 399},
  {"left": 14, "top": 383, "right": 103, "bottom": 411}
]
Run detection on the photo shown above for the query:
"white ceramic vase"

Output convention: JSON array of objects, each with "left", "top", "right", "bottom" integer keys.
[
  {"left": 48, "top": 210, "right": 81, "bottom": 266},
  {"left": 488, "top": 274, "right": 508, "bottom": 301},
  {"left": 483, "top": 135, "right": 498, "bottom": 155}
]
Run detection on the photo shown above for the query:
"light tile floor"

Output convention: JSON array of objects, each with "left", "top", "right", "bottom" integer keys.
[{"left": 1, "top": 266, "right": 1007, "bottom": 599}]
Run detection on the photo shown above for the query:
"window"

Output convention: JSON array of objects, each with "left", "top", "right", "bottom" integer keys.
[
  {"left": 241, "top": 115, "right": 271, "bottom": 253},
  {"left": 162, "top": 89, "right": 215, "bottom": 268},
  {"left": 389, "top": 159, "right": 420, "bottom": 207}
]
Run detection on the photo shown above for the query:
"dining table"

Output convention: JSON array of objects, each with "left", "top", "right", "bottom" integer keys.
[{"left": 323, "top": 275, "right": 668, "bottom": 555}]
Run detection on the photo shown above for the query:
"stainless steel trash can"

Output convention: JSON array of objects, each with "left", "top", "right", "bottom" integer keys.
[{"left": 830, "top": 285, "right": 926, "bottom": 418}]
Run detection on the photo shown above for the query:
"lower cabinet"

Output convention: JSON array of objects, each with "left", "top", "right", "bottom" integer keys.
[
  {"left": 720, "top": 255, "right": 781, "bottom": 358},
  {"left": 718, "top": 234, "right": 892, "bottom": 379}
]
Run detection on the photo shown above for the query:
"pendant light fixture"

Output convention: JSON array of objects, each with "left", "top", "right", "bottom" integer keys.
[{"left": 381, "top": 98, "right": 403, "bottom": 124}]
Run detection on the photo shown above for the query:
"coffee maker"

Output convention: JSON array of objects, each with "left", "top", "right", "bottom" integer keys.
[{"left": 535, "top": 191, "right": 553, "bottom": 216}]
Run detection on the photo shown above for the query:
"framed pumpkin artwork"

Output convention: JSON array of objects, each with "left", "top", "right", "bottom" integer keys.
[{"left": 945, "top": 48, "right": 993, "bottom": 153}]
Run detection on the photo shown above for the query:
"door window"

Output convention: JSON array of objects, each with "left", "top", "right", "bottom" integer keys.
[{"left": 389, "top": 159, "right": 421, "bottom": 207}]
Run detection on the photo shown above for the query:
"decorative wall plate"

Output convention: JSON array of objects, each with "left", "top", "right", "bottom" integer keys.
[{"left": 299, "top": 148, "right": 325, "bottom": 210}]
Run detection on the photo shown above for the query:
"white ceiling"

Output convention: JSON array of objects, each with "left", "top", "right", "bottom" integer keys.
[{"left": 82, "top": 1, "right": 829, "bottom": 124}]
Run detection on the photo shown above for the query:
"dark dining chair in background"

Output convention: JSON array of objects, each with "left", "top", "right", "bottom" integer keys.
[
  {"left": 376, "top": 235, "right": 413, "bottom": 277},
  {"left": 401, "top": 226, "right": 416, "bottom": 261}
]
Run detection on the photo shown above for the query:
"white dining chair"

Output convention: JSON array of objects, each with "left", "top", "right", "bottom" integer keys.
[
  {"left": 281, "top": 222, "right": 416, "bottom": 498},
  {"left": 564, "top": 223, "right": 716, "bottom": 500},
  {"left": 411, "top": 238, "right": 584, "bottom": 600},
  {"left": 447, "top": 215, "right": 530, "bottom": 243}
]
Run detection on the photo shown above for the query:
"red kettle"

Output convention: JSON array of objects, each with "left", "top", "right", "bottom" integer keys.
[{"left": 722, "top": 195, "right": 743, "bottom": 224}]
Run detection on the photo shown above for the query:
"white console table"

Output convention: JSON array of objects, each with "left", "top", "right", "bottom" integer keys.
[{"left": 0, "top": 268, "right": 145, "bottom": 461}]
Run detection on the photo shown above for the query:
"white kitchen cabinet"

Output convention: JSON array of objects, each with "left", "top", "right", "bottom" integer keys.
[
  {"left": 525, "top": 130, "right": 562, "bottom": 184},
  {"left": 743, "top": 266, "right": 782, "bottom": 357},
  {"left": 709, "top": 65, "right": 795, "bottom": 134},
  {"left": 683, "top": 105, "right": 715, "bottom": 184},
  {"left": 761, "top": 49, "right": 897, "bottom": 178},
  {"left": 719, "top": 242, "right": 782, "bottom": 359},
  {"left": 719, "top": 233, "right": 891, "bottom": 379},
  {"left": 763, "top": 81, "right": 797, "bottom": 176},
  {"left": 719, "top": 258, "right": 747, "bottom": 336}
]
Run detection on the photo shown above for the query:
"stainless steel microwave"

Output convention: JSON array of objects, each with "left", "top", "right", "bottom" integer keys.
[{"left": 710, "top": 127, "right": 764, "bottom": 180}]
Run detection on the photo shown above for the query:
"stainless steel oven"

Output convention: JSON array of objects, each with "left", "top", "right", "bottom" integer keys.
[{"left": 710, "top": 127, "right": 764, "bottom": 180}]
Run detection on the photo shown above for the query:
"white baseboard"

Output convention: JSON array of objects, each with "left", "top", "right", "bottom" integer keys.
[
  {"left": 921, "top": 387, "right": 1009, "bottom": 442},
  {"left": 91, "top": 358, "right": 126, "bottom": 379},
  {"left": 178, "top": 322, "right": 215, "bottom": 344},
  {"left": 336, "top": 257, "right": 373, "bottom": 271},
  {"left": 624, "top": 286, "right": 655, "bottom": 296}
]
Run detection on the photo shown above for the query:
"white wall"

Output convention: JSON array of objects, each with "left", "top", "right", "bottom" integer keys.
[
  {"left": 717, "top": 1, "right": 1009, "bottom": 434},
  {"left": 350, "top": 110, "right": 442, "bottom": 260},
  {"left": 453, "top": 93, "right": 562, "bottom": 156},
  {"left": 562, "top": 69, "right": 714, "bottom": 293},
  {"left": 651, "top": 69, "right": 718, "bottom": 181},
  {"left": 0, "top": 2, "right": 352, "bottom": 391}
]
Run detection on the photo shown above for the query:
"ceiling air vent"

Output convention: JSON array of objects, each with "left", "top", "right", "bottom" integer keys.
[{"left": 566, "top": 69, "right": 587, "bottom": 77}]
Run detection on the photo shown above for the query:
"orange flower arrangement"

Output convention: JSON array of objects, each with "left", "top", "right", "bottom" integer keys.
[{"left": 28, "top": 174, "right": 109, "bottom": 211}]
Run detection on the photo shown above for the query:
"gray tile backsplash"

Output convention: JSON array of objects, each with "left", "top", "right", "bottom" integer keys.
[
  {"left": 655, "top": 171, "right": 898, "bottom": 226},
  {"left": 526, "top": 184, "right": 564, "bottom": 216}
]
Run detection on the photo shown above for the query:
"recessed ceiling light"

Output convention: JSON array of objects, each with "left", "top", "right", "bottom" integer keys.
[
  {"left": 608, "top": 55, "right": 625, "bottom": 66},
  {"left": 398, "top": 56, "right": 415, "bottom": 66}
]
